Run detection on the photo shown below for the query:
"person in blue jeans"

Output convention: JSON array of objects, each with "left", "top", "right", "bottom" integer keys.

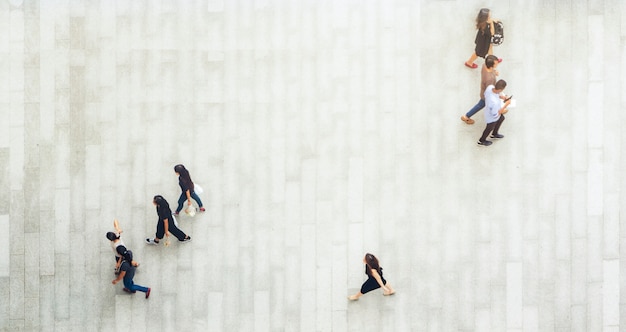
[
  {"left": 173, "top": 164, "right": 205, "bottom": 215},
  {"left": 112, "top": 246, "right": 151, "bottom": 298},
  {"left": 461, "top": 55, "right": 500, "bottom": 124}
]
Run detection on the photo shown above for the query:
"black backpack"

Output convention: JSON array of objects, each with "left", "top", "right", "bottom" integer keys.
[{"left": 491, "top": 21, "right": 504, "bottom": 45}]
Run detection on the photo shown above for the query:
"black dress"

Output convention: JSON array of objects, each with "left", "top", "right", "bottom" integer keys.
[
  {"left": 474, "top": 23, "right": 492, "bottom": 58},
  {"left": 360, "top": 265, "right": 387, "bottom": 294}
]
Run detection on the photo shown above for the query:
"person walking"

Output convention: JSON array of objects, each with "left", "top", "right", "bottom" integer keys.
[
  {"left": 106, "top": 218, "right": 139, "bottom": 274},
  {"left": 112, "top": 245, "right": 151, "bottom": 298},
  {"left": 461, "top": 55, "right": 500, "bottom": 124},
  {"left": 173, "top": 164, "right": 205, "bottom": 216},
  {"left": 146, "top": 195, "right": 192, "bottom": 245},
  {"left": 464, "top": 8, "right": 501, "bottom": 69},
  {"left": 477, "top": 79, "right": 510, "bottom": 146},
  {"left": 348, "top": 253, "right": 395, "bottom": 301}
]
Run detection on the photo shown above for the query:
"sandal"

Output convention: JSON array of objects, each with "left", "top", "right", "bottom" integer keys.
[
  {"left": 461, "top": 116, "right": 475, "bottom": 124},
  {"left": 464, "top": 62, "right": 478, "bottom": 69}
]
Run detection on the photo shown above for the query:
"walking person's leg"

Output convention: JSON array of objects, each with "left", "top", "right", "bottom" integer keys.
[
  {"left": 175, "top": 192, "right": 186, "bottom": 214},
  {"left": 190, "top": 191, "right": 204, "bottom": 210},
  {"left": 491, "top": 115, "right": 505, "bottom": 136},
  {"left": 168, "top": 220, "right": 190, "bottom": 242},
  {"left": 478, "top": 122, "right": 496, "bottom": 143},
  {"left": 462, "top": 99, "right": 485, "bottom": 124}
]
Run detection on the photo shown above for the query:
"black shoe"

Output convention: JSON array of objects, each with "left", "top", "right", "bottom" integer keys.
[
  {"left": 180, "top": 236, "right": 192, "bottom": 243},
  {"left": 490, "top": 134, "right": 504, "bottom": 139},
  {"left": 477, "top": 140, "right": 493, "bottom": 146}
]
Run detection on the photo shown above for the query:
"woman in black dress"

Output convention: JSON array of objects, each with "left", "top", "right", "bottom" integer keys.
[
  {"left": 146, "top": 195, "right": 191, "bottom": 245},
  {"left": 348, "top": 253, "right": 395, "bottom": 301},
  {"left": 464, "top": 8, "right": 500, "bottom": 69}
]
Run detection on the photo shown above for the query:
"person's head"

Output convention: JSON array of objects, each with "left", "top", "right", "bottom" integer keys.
[
  {"left": 116, "top": 245, "right": 133, "bottom": 262},
  {"left": 476, "top": 8, "right": 490, "bottom": 30},
  {"left": 363, "top": 253, "right": 380, "bottom": 270},
  {"left": 106, "top": 232, "right": 119, "bottom": 242},
  {"left": 153, "top": 195, "right": 166, "bottom": 207},
  {"left": 494, "top": 79, "right": 507, "bottom": 91},
  {"left": 485, "top": 55, "right": 499, "bottom": 69},
  {"left": 116, "top": 245, "right": 127, "bottom": 257},
  {"left": 174, "top": 164, "right": 193, "bottom": 186},
  {"left": 174, "top": 164, "right": 187, "bottom": 176}
]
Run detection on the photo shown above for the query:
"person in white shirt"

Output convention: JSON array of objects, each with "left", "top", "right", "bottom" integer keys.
[
  {"left": 106, "top": 219, "right": 139, "bottom": 274},
  {"left": 478, "top": 79, "right": 511, "bottom": 146}
]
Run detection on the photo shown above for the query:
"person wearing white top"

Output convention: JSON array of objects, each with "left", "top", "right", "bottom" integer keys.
[
  {"left": 478, "top": 79, "right": 511, "bottom": 146},
  {"left": 106, "top": 219, "right": 139, "bottom": 274}
]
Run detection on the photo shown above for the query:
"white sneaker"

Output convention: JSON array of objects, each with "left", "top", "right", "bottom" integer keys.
[{"left": 145, "top": 238, "right": 158, "bottom": 245}]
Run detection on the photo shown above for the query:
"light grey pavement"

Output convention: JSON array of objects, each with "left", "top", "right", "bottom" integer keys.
[{"left": 1, "top": 0, "right": 625, "bottom": 331}]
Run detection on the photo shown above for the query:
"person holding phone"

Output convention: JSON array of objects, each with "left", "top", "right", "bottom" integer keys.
[{"left": 478, "top": 79, "right": 510, "bottom": 146}]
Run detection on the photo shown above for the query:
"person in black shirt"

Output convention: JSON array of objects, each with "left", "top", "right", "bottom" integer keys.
[
  {"left": 112, "top": 246, "right": 151, "bottom": 298},
  {"left": 173, "top": 164, "right": 205, "bottom": 216},
  {"left": 348, "top": 253, "right": 395, "bottom": 301},
  {"left": 146, "top": 195, "right": 191, "bottom": 245}
]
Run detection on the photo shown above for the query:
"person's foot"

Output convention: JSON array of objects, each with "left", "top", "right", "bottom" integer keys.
[
  {"left": 383, "top": 290, "right": 396, "bottom": 296},
  {"left": 461, "top": 115, "right": 475, "bottom": 124},
  {"left": 199, "top": 207, "right": 206, "bottom": 212},
  {"left": 490, "top": 133, "right": 504, "bottom": 139},
  {"left": 464, "top": 62, "right": 478, "bottom": 69},
  {"left": 180, "top": 236, "right": 192, "bottom": 243},
  {"left": 498, "top": 58, "right": 503, "bottom": 63},
  {"left": 146, "top": 238, "right": 158, "bottom": 245},
  {"left": 173, "top": 211, "right": 179, "bottom": 216},
  {"left": 145, "top": 288, "right": 151, "bottom": 299},
  {"left": 477, "top": 140, "right": 493, "bottom": 146},
  {"left": 123, "top": 288, "right": 136, "bottom": 294},
  {"left": 348, "top": 295, "right": 359, "bottom": 301}
]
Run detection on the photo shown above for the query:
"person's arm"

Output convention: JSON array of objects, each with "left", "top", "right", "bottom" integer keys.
[
  {"left": 112, "top": 270, "right": 126, "bottom": 284},
  {"left": 113, "top": 219, "right": 122, "bottom": 234},
  {"left": 185, "top": 189, "right": 192, "bottom": 206},
  {"left": 499, "top": 99, "right": 511, "bottom": 114},
  {"left": 370, "top": 269, "right": 391, "bottom": 292},
  {"left": 163, "top": 218, "right": 170, "bottom": 237}
]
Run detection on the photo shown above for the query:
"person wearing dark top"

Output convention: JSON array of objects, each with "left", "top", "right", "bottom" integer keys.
[
  {"left": 348, "top": 253, "right": 395, "bottom": 301},
  {"left": 173, "top": 164, "right": 205, "bottom": 216},
  {"left": 112, "top": 246, "right": 151, "bottom": 298},
  {"left": 464, "top": 8, "right": 502, "bottom": 69},
  {"left": 146, "top": 195, "right": 191, "bottom": 245}
]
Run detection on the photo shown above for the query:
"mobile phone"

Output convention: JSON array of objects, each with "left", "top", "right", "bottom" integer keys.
[{"left": 504, "top": 95, "right": 513, "bottom": 102}]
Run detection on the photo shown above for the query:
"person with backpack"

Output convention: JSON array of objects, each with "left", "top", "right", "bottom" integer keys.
[
  {"left": 112, "top": 245, "right": 151, "bottom": 298},
  {"left": 464, "top": 8, "right": 502, "bottom": 69}
]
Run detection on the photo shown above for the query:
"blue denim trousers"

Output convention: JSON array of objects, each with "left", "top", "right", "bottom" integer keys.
[
  {"left": 123, "top": 278, "right": 149, "bottom": 293},
  {"left": 465, "top": 99, "right": 486, "bottom": 118},
  {"left": 176, "top": 191, "right": 204, "bottom": 213}
]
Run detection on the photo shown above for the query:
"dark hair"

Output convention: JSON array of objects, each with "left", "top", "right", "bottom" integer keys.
[
  {"left": 153, "top": 195, "right": 167, "bottom": 207},
  {"left": 476, "top": 8, "right": 490, "bottom": 31},
  {"left": 106, "top": 232, "right": 119, "bottom": 241},
  {"left": 174, "top": 164, "right": 194, "bottom": 191},
  {"left": 485, "top": 55, "right": 498, "bottom": 69},
  {"left": 365, "top": 253, "right": 382, "bottom": 272},
  {"left": 495, "top": 79, "right": 507, "bottom": 90},
  {"left": 116, "top": 245, "right": 133, "bottom": 262}
]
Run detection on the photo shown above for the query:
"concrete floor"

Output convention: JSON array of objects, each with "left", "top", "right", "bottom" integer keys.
[{"left": 1, "top": 0, "right": 625, "bottom": 331}]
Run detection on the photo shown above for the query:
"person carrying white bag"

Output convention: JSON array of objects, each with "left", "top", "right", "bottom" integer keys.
[{"left": 172, "top": 164, "right": 205, "bottom": 216}]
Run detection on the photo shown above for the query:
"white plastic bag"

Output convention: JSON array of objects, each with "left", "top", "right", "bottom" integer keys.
[
  {"left": 194, "top": 184, "right": 203, "bottom": 194},
  {"left": 185, "top": 206, "right": 196, "bottom": 217}
]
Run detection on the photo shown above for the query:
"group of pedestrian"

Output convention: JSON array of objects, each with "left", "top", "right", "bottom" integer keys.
[
  {"left": 461, "top": 8, "right": 512, "bottom": 147},
  {"left": 106, "top": 164, "right": 205, "bottom": 299}
]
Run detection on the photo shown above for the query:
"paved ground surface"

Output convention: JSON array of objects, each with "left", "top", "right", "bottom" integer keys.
[{"left": 1, "top": 0, "right": 625, "bottom": 331}]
